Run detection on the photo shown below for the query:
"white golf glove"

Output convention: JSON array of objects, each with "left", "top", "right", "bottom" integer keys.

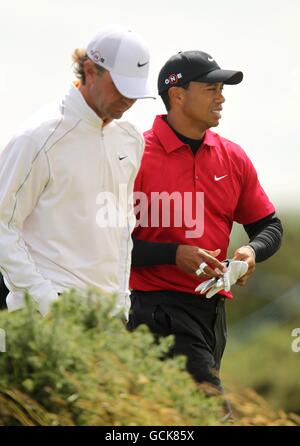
[{"left": 195, "top": 259, "right": 248, "bottom": 298}]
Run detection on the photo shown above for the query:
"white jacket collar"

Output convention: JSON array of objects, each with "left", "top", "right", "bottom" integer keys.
[{"left": 63, "top": 84, "right": 106, "bottom": 128}]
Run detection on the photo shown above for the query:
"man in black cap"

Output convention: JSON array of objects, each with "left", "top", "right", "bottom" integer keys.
[{"left": 128, "top": 50, "right": 283, "bottom": 418}]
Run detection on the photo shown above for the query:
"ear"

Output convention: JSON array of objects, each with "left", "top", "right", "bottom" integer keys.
[
  {"left": 169, "top": 87, "right": 185, "bottom": 108},
  {"left": 83, "top": 59, "right": 97, "bottom": 84}
]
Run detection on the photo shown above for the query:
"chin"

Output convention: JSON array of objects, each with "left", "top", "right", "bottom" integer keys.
[{"left": 112, "top": 111, "right": 124, "bottom": 120}]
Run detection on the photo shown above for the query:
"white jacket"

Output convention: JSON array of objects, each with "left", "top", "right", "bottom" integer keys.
[{"left": 0, "top": 85, "right": 144, "bottom": 314}]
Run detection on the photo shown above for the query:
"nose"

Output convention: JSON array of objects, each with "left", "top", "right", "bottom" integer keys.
[{"left": 216, "top": 91, "right": 225, "bottom": 104}]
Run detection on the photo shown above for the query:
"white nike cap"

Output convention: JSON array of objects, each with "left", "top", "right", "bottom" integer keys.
[{"left": 86, "top": 26, "right": 155, "bottom": 99}]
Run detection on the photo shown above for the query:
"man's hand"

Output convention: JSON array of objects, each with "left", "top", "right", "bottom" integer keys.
[
  {"left": 195, "top": 259, "right": 248, "bottom": 297},
  {"left": 233, "top": 245, "right": 256, "bottom": 285},
  {"left": 175, "top": 245, "right": 226, "bottom": 278}
]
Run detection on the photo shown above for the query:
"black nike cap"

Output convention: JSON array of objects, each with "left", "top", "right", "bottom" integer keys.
[{"left": 158, "top": 50, "right": 243, "bottom": 95}]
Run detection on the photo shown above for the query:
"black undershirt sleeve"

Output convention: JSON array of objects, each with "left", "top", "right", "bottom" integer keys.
[
  {"left": 131, "top": 213, "right": 283, "bottom": 267},
  {"left": 243, "top": 212, "right": 283, "bottom": 263},
  {"left": 131, "top": 237, "right": 178, "bottom": 268}
]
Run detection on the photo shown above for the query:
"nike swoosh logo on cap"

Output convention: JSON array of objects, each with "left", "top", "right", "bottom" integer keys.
[
  {"left": 214, "top": 175, "right": 228, "bottom": 181},
  {"left": 119, "top": 155, "right": 128, "bottom": 161},
  {"left": 137, "top": 61, "right": 149, "bottom": 67}
]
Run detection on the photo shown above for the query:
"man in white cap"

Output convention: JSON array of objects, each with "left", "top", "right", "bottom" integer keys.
[{"left": 0, "top": 26, "right": 154, "bottom": 315}]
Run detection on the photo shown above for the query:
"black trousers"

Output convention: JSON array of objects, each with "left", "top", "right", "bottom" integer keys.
[
  {"left": 127, "top": 290, "right": 227, "bottom": 390},
  {"left": 0, "top": 273, "right": 9, "bottom": 310}
]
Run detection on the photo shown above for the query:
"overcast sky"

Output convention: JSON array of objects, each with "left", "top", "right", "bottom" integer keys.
[{"left": 1, "top": 0, "right": 299, "bottom": 211}]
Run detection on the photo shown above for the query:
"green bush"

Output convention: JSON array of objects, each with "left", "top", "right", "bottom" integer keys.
[{"left": 0, "top": 290, "right": 222, "bottom": 426}]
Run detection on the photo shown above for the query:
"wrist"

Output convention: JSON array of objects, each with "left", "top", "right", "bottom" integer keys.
[{"left": 244, "top": 244, "right": 256, "bottom": 260}]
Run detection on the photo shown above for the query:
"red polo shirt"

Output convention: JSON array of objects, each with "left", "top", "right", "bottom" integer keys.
[{"left": 130, "top": 115, "right": 275, "bottom": 298}]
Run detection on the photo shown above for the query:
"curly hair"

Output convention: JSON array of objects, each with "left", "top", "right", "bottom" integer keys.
[{"left": 72, "top": 48, "right": 106, "bottom": 85}]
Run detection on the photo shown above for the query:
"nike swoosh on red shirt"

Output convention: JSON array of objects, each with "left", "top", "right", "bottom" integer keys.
[{"left": 214, "top": 175, "right": 228, "bottom": 181}]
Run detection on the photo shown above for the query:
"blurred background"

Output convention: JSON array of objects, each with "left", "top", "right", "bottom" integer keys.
[
  {"left": 1, "top": 0, "right": 299, "bottom": 418},
  {"left": 224, "top": 215, "right": 300, "bottom": 416}
]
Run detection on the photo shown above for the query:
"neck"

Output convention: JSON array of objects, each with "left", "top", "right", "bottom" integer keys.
[
  {"left": 79, "top": 85, "right": 110, "bottom": 125},
  {"left": 166, "top": 111, "right": 206, "bottom": 140}
]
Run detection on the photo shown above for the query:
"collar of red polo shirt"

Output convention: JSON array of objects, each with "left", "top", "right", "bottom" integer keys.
[{"left": 152, "top": 115, "right": 218, "bottom": 153}]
